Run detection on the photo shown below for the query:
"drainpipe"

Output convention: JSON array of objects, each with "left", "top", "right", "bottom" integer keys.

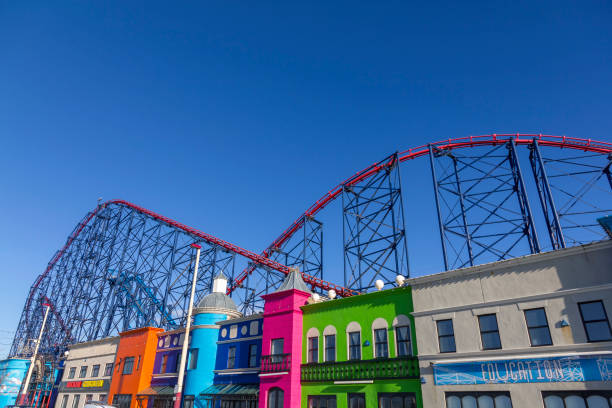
[{"left": 173, "top": 244, "right": 201, "bottom": 408}]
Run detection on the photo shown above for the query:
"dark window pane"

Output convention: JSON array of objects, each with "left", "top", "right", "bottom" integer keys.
[
  {"left": 585, "top": 321, "right": 612, "bottom": 341},
  {"left": 479, "top": 315, "right": 499, "bottom": 332},
  {"left": 525, "top": 309, "right": 548, "bottom": 327},
  {"left": 529, "top": 327, "right": 552, "bottom": 346},
  {"left": 439, "top": 336, "right": 456, "bottom": 353},
  {"left": 481, "top": 332, "right": 501, "bottom": 350},
  {"left": 580, "top": 302, "right": 607, "bottom": 321},
  {"left": 437, "top": 320, "right": 454, "bottom": 336}
]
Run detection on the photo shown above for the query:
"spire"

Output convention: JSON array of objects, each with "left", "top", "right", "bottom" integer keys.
[{"left": 275, "top": 267, "right": 311, "bottom": 294}]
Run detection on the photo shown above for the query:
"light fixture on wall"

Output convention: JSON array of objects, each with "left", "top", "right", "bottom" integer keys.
[
  {"left": 328, "top": 289, "right": 336, "bottom": 299},
  {"left": 375, "top": 280, "right": 384, "bottom": 290},
  {"left": 395, "top": 275, "right": 406, "bottom": 287}
]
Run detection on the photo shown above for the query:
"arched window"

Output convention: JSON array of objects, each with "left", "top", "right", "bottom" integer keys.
[
  {"left": 306, "top": 328, "right": 320, "bottom": 363},
  {"left": 268, "top": 387, "right": 284, "bottom": 408},
  {"left": 393, "top": 314, "right": 412, "bottom": 357},
  {"left": 323, "top": 325, "right": 337, "bottom": 362},
  {"left": 346, "top": 321, "right": 362, "bottom": 360},
  {"left": 372, "top": 318, "right": 389, "bottom": 358}
]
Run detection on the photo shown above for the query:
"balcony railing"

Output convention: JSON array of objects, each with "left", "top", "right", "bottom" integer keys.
[
  {"left": 301, "top": 357, "right": 419, "bottom": 382},
  {"left": 261, "top": 354, "right": 291, "bottom": 373}
]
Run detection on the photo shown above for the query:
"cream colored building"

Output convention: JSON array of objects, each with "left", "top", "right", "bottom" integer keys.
[
  {"left": 409, "top": 240, "right": 612, "bottom": 408},
  {"left": 55, "top": 337, "right": 119, "bottom": 408}
]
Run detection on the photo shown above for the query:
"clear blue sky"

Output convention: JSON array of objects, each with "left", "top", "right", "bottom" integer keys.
[{"left": 1, "top": 1, "right": 611, "bottom": 356}]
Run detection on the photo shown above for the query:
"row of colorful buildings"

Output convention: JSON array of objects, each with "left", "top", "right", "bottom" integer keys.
[{"left": 3, "top": 239, "right": 611, "bottom": 408}]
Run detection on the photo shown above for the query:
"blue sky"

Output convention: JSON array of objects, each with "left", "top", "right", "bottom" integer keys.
[{"left": 1, "top": 1, "right": 611, "bottom": 356}]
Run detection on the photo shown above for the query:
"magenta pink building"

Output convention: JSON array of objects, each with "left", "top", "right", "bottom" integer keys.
[{"left": 258, "top": 269, "right": 311, "bottom": 408}]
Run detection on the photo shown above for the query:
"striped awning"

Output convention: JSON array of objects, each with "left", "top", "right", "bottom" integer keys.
[
  {"left": 138, "top": 386, "right": 175, "bottom": 396},
  {"left": 199, "top": 384, "right": 259, "bottom": 397}
]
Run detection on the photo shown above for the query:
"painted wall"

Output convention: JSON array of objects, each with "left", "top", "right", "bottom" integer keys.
[
  {"left": 108, "top": 327, "right": 163, "bottom": 408},
  {"left": 258, "top": 288, "right": 310, "bottom": 408},
  {"left": 151, "top": 330, "right": 184, "bottom": 387},
  {"left": 408, "top": 240, "right": 612, "bottom": 408},
  {"left": 213, "top": 315, "right": 263, "bottom": 385},
  {"left": 0, "top": 358, "right": 29, "bottom": 408},
  {"left": 300, "top": 286, "right": 422, "bottom": 408},
  {"left": 183, "top": 312, "right": 228, "bottom": 398}
]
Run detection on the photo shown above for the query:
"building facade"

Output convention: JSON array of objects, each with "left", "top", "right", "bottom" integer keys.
[
  {"left": 200, "top": 313, "right": 263, "bottom": 407},
  {"left": 108, "top": 327, "right": 164, "bottom": 408},
  {"left": 301, "top": 286, "right": 422, "bottom": 408},
  {"left": 258, "top": 269, "right": 311, "bottom": 408},
  {"left": 409, "top": 240, "right": 612, "bottom": 408},
  {"left": 55, "top": 337, "right": 119, "bottom": 408}
]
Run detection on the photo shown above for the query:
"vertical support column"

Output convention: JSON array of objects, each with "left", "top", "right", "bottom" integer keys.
[
  {"left": 508, "top": 139, "right": 541, "bottom": 254},
  {"left": 428, "top": 145, "right": 449, "bottom": 271},
  {"left": 528, "top": 139, "right": 565, "bottom": 250},
  {"left": 342, "top": 153, "right": 409, "bottom": 291},
  {"left": 452, "top": 155, "right": 474, "bottom": 266}
]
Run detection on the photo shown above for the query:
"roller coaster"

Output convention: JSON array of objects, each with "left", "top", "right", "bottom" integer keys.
[{"left": 9, "top": 134, "right": 612, "bottom": 363}]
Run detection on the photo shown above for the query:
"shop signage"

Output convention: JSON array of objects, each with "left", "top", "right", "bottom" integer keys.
[
  {"left": 66, "top": 381, "right": 82, "bottom": 388},
  {"left": 434, "top": 354, "right": 612, "bottom": 385},
  {"left": 82, "top": 380, "right": 104, "bottom": 388}
]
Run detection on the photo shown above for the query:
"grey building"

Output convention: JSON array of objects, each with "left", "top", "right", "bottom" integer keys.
[
  {"left": 409, "top": 240, "right": 612, "bottom": 408},
  {"left": 56, "top": 337, "right": 119, "bottom": 408}
]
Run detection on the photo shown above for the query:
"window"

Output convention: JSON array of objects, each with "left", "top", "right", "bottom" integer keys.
[
  {"left": 248, "top": 344, "right": 258, "bottom": 368},
  {"left": 378, "top": 393, "right": 417, "bottom": 408},
  {"left": 348, "top": 394, "right": 365, "bottom": 408},
  {"left": 524, "top": 308, "right": 552, "bottom": 346},
  {"left": 161, "top": 355, "right": 168, "bottom": 373},
  {"left": 68, "top": 367, "right": 76, "bottom": 379},
  {"left": 446, "top": 392, "right": 512, "bottom": 408},
  {"left": 437, "top": 319, "right": 456, "bottom": 353},
  {"left": 99, "top": 395, "right": 106, "bottom": 402},
  {"left": 188, "top": 349, "right": 198, "bottom": 370},
  {"left": 173, "top": 355, "right": 180, "bottom": 372},
  {"left": 104, "top": 363, "right": 113, "bottom": 376},
  {"left": 478, "top": 314, "right": 502, "bottom": 350},
  {"left": 112, "top": 394, "right": 132, "bottom": 408},
  {"left": 325, "top": 334, "right": 336, "bottom": 362},
  {"left": 79, "top": 366, "right": 88, "bottom": 378},
  {"left": 374, "top": 328, "right": 388, "bottom": 358},
  {"left": 91, "top": 364, "right": 100, "bottom": 377},
  {"left": 308, "top": 395, "right": 337, "bottom": 408},
  {"left": 348, "top": 332, "right": 361, "bottom": 360},
  {"left": 71, "top": 394, "right": 80, "bottom": 408},
  {"left": 60, "top": 395, "right": 69, "bottom": 408},
  {"left": 85, "top": 395, "right": 93, "bottom": 402},
  {"left": 137, "top": 355, "right": 141, "bottom": 371},
  {"left": 123, "top": 357, "right": 135, "bottom": 375},
  {"left": 543, "top": 391, "right": 612, "bottom": 408},
  {"left": 395, "top": 325, "right": 411, "bottom": 356},
  {"left": 268, "top": 388, "right": 284, "bottom": 408},
  {"left": 227, "top": 346, "right": 236, "bottom": 369},
  {"left": 308, "top": 336, "right": 318, "bottom": 363},
  {"left": 183, "top": 396, "right": 195, "bottom": 408},
  {"left": 271, "top": 338, "right": 284, "bottom": 363},
  {"left": 579, "top": 301, "right": 612, "bottom": 342}
]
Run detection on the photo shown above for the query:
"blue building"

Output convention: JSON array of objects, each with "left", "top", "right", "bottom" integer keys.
[
  {"left": 184, "top": 272, "right": 241, "bottom": 407},
  {"left": 199, "top": 313, "right": 263, "bottom": 408},
  {"left": 0, "top": 358, "right": 29, "bottom": 408}
]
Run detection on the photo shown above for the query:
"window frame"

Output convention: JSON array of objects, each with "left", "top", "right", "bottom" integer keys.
[
  {"left": 267, "top": 387, "right": 284, "bottom": 408},
  {"left": 445, "top": 391, "right": 513, "bottom": 407},
  {"left": 308, "top": 336, "right": 319, "bottom": 363},
  {"left": 478, "top": 313, "right": 502, "bottom": 350},
  {"left": 247, "top": 344, "right": 258, "bottom": 368},
  {"left": 227, "top": 346, "right": 236, "bottom": 369},
  {"left": 524, "top": 307, "right": 553, "bottom": 347},
  {"left": 347, "top": 393, "right": 365, "bottom": 408},
  {"left": 91, "top": 364, "right": 100, "bottom": 377},
  {"left": 60, "top": 394, "right": 69, "bottom": 408},
  {"left": 377, "top": 392, "right": 417, "bottom": 408},
  {"left": 160, "top": 354, "right": 168, "bottom": 374},
  {"left": 68, "top": 367, "right": 76, "bottom": 379},
  {"left": 374, "top": 328, "right": 389, "bottom": 358},
  {"left": 188, "top": 348, "right": 198, "bottom": 370},
  {"left": 324, "top": 334, "right": 336, "bottom": 362},
  {"left": 578, "top": 300, "right": 612, "bottom": 343},
  {"left": 71, "top": 394, "right": 80, "bottom": 408},
  {"left": 348, "top": 331, "right": 361, "bottom": 361},
  {"left": 79, "top": 366, "right": 88, "bottom": 378},
  {"left": 307, "top": 394, "right": 337, "bottom": 408},
  {"left": 123, "top": 356, "right": 135, "bottom": 375},
  {"left": 436, "top": 319, "right": 456, "bottom": 353},
  {"left": 395, "top": 325, "right": 412, "bottom": 357},
  {"left": 104, "top": 363, "right": 113, "bottom": 377}
]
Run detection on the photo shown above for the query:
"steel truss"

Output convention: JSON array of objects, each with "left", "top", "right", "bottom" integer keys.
[
  {"left": 342, "top": 153, "right": 410, "bottom": 291},
  {"left": 429, "top": 141, "right": 540, "bottom": 270}
]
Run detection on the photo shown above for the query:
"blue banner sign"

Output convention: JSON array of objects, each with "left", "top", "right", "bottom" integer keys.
[{"left": 434, "top": 354, "right": 612, "bottom": 385}]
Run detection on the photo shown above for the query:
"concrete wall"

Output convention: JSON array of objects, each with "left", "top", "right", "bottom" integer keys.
[{"left": 408, "top": 240, "right": 612, "bottom": 407}]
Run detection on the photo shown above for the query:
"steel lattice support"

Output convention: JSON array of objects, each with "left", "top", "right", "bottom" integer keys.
[
  {"left": 429, "top": 141, "right": 540, "bottom": 271},
  {"left": 342, "top": 153, "right": 410, "bottom": 291}
]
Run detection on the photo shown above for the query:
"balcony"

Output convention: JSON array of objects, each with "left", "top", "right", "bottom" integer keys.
[
  {"left": 301, "top": 357, "right": 419, "bottom": 382},
  {"left": 261, "top": 354, "right": 291, "bottom": 374}
]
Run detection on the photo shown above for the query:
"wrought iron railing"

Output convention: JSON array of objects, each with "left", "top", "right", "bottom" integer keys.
[
  {"left": 261, "top": 354, "right": 291, "bottom": 373},
  {"left": 301, "top": 357, "right": 419, "bottom": 382}
]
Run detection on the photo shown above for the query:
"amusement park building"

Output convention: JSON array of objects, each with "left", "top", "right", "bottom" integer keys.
[
  {"left": 409, "top": 239, "right": 612, "bottom": 408},
  {"left": 0, "top": 358, "right": 30, "bottom": 408},
  {"left": 55, "top": 336, "right": 119, "bottom": 408},
  {"left": 300, "top": 286, "right": 422, "bottom": 408}
]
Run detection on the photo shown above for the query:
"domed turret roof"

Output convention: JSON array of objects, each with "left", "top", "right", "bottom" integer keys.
[{"left": 196, "top": 292, "right": 238, "bottom": 311}]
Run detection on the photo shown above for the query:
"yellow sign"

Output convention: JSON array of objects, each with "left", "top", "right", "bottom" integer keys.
[{"left": 82, "top": 380, "right": 104, "bottom": 388}]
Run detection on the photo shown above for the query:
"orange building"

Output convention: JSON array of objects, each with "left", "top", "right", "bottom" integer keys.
[{"left": 108, "top": 327, "right": 164, "bottom": 408}]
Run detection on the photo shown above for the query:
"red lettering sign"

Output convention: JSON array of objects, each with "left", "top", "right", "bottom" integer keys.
[{"left": 66, "top": 381, "right": 82, "bottom": 388}]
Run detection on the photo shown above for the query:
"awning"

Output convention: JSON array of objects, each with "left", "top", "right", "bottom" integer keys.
[
  {"left": 199, "top": 384, "right": 259, "bottom": 397},
  {"left": 138, "top": 386, "right": 175, "bottom": 396}
]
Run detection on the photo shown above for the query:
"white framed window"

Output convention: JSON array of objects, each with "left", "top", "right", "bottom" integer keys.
[
  {"left": 372, "top": 318, "right": 389, "bottom": 358},
  {"left": 393, "top": 314, "right": 412, "bottom": 357},
  {"left": 346, "top": 321, "right": 362, "bottom": 361}
]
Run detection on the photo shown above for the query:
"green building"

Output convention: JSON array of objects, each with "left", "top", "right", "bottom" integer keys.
[{"left": 300, "top": 286, "right": 422, "bottom": 408}]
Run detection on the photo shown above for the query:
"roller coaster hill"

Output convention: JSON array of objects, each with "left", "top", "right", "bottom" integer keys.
[{"left": 9, "top": 134, "right": 612, "bottom": 365}]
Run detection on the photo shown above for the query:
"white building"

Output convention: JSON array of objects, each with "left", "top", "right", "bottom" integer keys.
[
  {"left": 55, "top": 337, "right": 119, "bottom": 408},
  {"left": 409, "top": 240, "right": 612, "bottom": 408}
]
